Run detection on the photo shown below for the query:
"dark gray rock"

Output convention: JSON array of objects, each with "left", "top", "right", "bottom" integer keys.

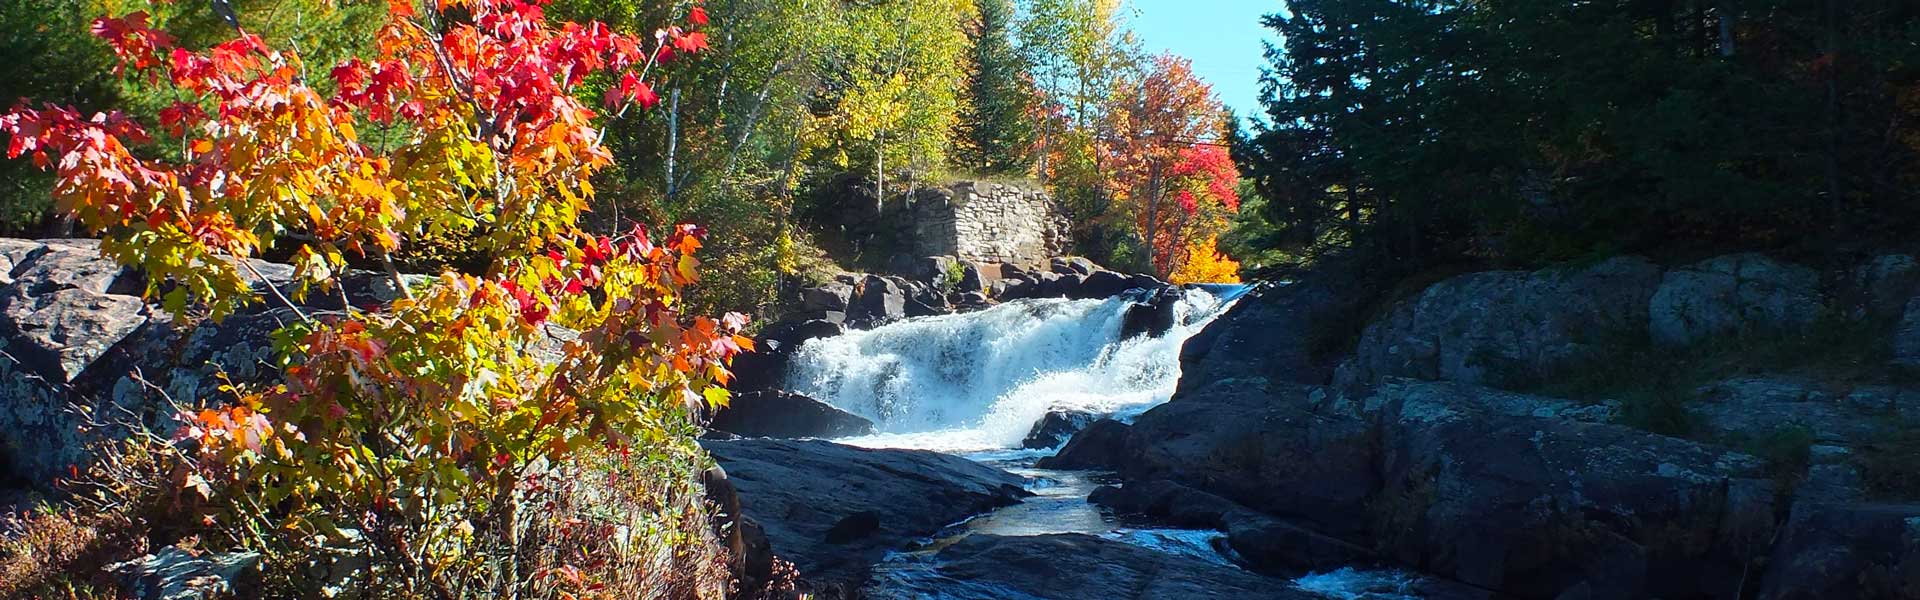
[
  {"left": 1849, "top": 254, "right": 1920, "bottom": 320},
  {"left": 0, "top": 287, "right": 148, "bottom": 383},
  {"left": 1034, "top": 418, "right": 1131, "bottom": 470},
  {"left": 799, "top": 282, "right": 855, "bottom": 313},
  {"left": 1088, "top": 479, "right": 1374, "bottom": 575},
  {"left": 709, "top": 390, "right": 874, "bottom": 439},
  {"left": 1898, "top": 297, "right": 1920, "bottom": 370},
  {"left": 1038, "top": 272, "right": 1086, "bottom": 298},
  {"left": 1650, "top": 253, "right": 1824, "bottom": 346},
  {"left": 958, "top": 262, "right": 987, "bottom": 294},
  {"left": 1123, "top": 382, "right": 1377, "bottom": 538},
  {"left": 1689, "top": 376, "right": 1920, "bottom": 446},
  {"left": 1065, "top": 257, "right": 1098, "bottom": 276},
  {"left": 1020, "top": 409, "right": 1098, "bottom": 449},
  {"left": 995, "top": 277, "right": 1034, "bottom": 301},
  {"left": 1371, "top": 380, "right": 1779, "bottom": 600},
  {"left": 1119, "top": 288, "right": 1179, "bottom": 339},
  {"left": 1338, "top": 256, "right": 1662, "bottom": 390},
  {"left": 1072, "top": 270, "right": 1133, "bottom": 300},
  {"left": 852, "top": 275, "right": 907, "bottom": 324},
  {"left": 1176, "top": 268, "right": 1383, "bottom": 393},
  {"left": 13, "top": 238, "right": 133, "bottom": 296},
  {"left": 109, "top": 545, "right": 261, "bottom": 600},
  {"left": 861, "top": 533, "right": 1316, "bottom": 600},
  {"left": 1049, "top": 257, "right": 1076, "bottom": 275},
  {"left": 700, "top": 439, "right": 1029, "bottom": 592},
  {"left": 730, "top": 318, "right": 846, "bottom": 392},
  {"left": 1757, "top": 502, "right": 1920, "bottom": 600}
]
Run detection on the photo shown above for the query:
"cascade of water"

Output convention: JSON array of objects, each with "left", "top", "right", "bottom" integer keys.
[{"left": 782, "top": 285, "right": 1245, "bottom": 452}]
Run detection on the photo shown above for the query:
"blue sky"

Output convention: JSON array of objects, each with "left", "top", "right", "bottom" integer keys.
[{"left": 1123, "top": 0, "right": 1284, "bottom": 120}]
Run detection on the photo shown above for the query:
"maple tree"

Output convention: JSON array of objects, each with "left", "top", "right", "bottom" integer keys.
[
  {"left": 1099, "top": 54, "right": 1238, "bottom": 277},
  {"left": 1166, "top": 235, "right": 1241, "bottom": 284},
  {"left": 3, "top": 0, "right": 744, "bottom": 596}
]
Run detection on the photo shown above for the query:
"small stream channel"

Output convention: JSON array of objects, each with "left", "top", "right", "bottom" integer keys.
[{"left": 780, "top": 287, "right": 1430, "bottom": 598}]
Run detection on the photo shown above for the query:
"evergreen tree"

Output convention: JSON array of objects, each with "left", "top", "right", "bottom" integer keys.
[{"left": 956, "top": 0, "right": 1037, "bottom": 174}]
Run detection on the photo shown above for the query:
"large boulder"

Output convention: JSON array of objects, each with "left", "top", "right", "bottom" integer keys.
[
  {"left": 1019, "top": 409, "right": 1098, "bottom": 449},
  {"left": 1370, "top": 380, "right": 1779, "bottom": 600},
  {"left": 851, "top": 275, "right": 907, "bottom": 325},
  {"left": 798, "top": 282, "right": 854, "bottom": 313},
  {"left": 1034, "top": 418, "right": 1131, "bottom": 470},
  {"left": 1122, "top": 382, "right": 1378, "bottom": 538},
  {"left": 1757, "top": 502, "right": 1920, "bottom": 600},
  {"left": 1118, "top": 287, "right": 1179, "bottom": 339},
  {"left": 1650, "top": 253, "right": 1824, "bottom": 346},
  {"left": 729, "top": 318, "right": 846, "bottom": 392},
  {"left": 700, "top": 439, "right": 1029, "bottom": 593},
  {"left": 861, "top": 533, "right": 1320, "bottom": 600},
  {"left": 1070, "top": 270, "right": 1134, "bottom": 300},
  {"left": 1176, "top": 266, "right": 1384, "bottom": 392},
  {"left": 708, "top": 390, "right": 874, "bottom": 439},
  {"left": 1337, "top": 256, "right": 1662, "bottom": 390}
]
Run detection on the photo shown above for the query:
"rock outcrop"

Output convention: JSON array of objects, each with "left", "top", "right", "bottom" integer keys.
[
  {"left": 1650, "top": 253, "right": 1824, "bottom": 346},
  {"left": 701, "top": 439, "right": 1030, "bottom": 594},
  {"left": 1337, "top": 256, "right": 1662, "bottom": 390},
  {"left": 708, "top": 390, "right": 875, "bottom": 439}
]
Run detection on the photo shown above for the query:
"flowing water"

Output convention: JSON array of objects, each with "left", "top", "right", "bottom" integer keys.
[
  {"left": 778, "top": 284, "right": 1427, "bottom": 598},
  {"left": 784, "top": 286, "right": 1242, "bottom": 451}
]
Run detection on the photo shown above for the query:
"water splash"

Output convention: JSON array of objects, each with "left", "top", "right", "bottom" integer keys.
[
  {"left": 1293, "top": 568, "right": 1423, "bottom": 600},
  {"left": 783, "top": 286, "right": 1242, "bottom": 452}
]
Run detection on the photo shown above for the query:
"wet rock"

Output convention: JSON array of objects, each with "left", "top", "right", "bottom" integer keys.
[
  {"left": 701, "top": 439, "right": 1029, "bottom": 592},
  {"left": 1371, "top": 380, "right": 1778, "bottom": 599},
  {"left": 1650, "top": 253, "right": 1823, "bottom": 346},
  {"left": 1034, "top": 418, "right": 1131, "bottom": 470},
  {"left": 109, "top": 545, "right": 261, "bottom": 600},
  {"left": 861, "top": 533, "right": 1316, "bottom": 600},
  {"left": 1071, "top": 270, "right": 1133, "bottom": 300},
  {"left": 1020, "top": 409, "right": 1098, "bottom": 449},
  {"left": 730, "top": 318, "right": 845, "bottom": 392},
  {"left": 1757, "top": 502, "right": 1920, "bottom": 600},
  {"left": 1039, "top": 272, "right": 1087, "bottom": 298},
  {"left": 1088, "top": 478, "right": 1374, "bottom": 575},
  {"left": 799, "top": 282, "right": 855, "bottom": 313},
  {"left": 1339, "top": 256, "right": 1662, "bottom": 390},
  {"left": 1119, "top": 288, "right": 1179, "bottom": 339},
  {"left": 709, "top": 390, "right": 874, "bottom": 439}
]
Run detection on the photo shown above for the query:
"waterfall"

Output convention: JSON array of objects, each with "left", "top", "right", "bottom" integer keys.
[{"left": 782, "top": 285, "right": 1246, "bottom": 452}]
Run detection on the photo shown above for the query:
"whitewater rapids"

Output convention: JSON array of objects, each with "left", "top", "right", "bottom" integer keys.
[{"left": 781, "top": 285, "right": 1245, "bottom": 453}]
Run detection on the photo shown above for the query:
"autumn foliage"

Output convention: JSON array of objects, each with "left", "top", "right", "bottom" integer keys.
[
  {"left": 1167, "top": 236, "right": 1241, "bottom": 284},
  {"left": 3, "top": 0, "right": 743, "bottom": 596},
  {"left": 1098, "top": 54, "right": 1240, "bottom": 278}
]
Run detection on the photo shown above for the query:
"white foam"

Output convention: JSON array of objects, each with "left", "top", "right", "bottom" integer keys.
[
  {"left": 1293, "top": 567, "right": 1423, "bottom": 600},
  {"left": 785, "top": 287, "right": 1241, "bottom": 452}
]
